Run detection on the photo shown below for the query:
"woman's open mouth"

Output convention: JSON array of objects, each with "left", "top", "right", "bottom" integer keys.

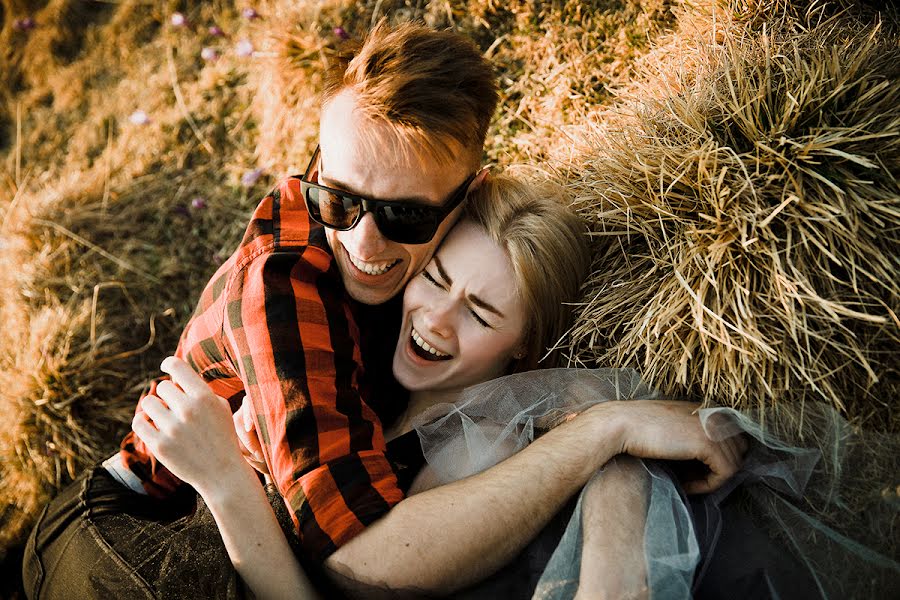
[{"left": 410, "top": 328, "right": 452, "bottom": 361}]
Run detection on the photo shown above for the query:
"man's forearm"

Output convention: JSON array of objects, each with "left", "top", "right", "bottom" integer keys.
[{"left": 325, "top": 402, "right": 625, "bottom": 595}]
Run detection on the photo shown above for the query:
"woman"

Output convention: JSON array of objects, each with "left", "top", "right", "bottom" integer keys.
[{"left": 132, "top": 174, "right": 750, "bottom": 599}]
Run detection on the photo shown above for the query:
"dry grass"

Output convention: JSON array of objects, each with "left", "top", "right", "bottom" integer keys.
[
  {"left": 0, "top": 0, "right": 897, "bottom": 580},
  {"left": 563, "top": 17, "right": 900, "bottom": 433}
]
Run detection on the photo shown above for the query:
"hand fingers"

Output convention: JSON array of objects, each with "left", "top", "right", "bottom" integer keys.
[
  {"left": 691, "top": 444, "right": 733, "bottom": 494},
  {"left": 241, "top": 396, "right": 254, "bottom": 432},
  {"left": 140, "top": 395, "right": 176, "bottom": 431},
  {"left": 160, "top": 356, "right": 213, "bottom": 401},
  {"left": 155, "top": 380, "right": 189, "bottom": 416},
  {"left": 132, "top": 411, "right": 158, "bottom": 444}
]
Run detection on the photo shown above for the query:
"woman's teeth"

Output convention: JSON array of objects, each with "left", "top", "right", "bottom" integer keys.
[
  {"left": 348, "top": 254, "right": 399, "bottom": 275},
  {"left": 411, "top": 328, "right": 451, "bottom": 360}
]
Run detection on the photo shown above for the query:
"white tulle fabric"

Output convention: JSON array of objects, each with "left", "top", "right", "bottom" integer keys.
[{"left": 410, "top": 368, "right": 899, "bottom": 599}]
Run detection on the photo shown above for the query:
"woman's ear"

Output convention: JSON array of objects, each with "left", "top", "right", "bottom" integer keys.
[
  {"left": 512, "top": 346, "right": 526, "bottom": 361},
  {"left": 467, "top": 166, "right": 490, "bottom": 194}
]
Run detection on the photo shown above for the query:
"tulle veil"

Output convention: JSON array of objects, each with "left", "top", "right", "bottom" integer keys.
[{"left": 410, "top": 368, "right": 899, "bottom": 599}]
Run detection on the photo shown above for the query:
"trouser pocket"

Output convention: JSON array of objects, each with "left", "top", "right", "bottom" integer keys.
[{"left": 22, "top": 504, "right": 49, "bottom": 599}]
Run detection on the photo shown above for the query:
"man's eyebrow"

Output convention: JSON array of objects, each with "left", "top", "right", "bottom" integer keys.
[
  {"left": 319, "top": 173, "right": 435, "bottom": 205},
  {"left": 434, "top": 256, "right": 505, "bottom": 318}
]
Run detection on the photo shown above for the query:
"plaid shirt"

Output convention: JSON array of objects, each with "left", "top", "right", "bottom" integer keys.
[{"left": 119, "top": 176, "right": 405, "bottom": 560}]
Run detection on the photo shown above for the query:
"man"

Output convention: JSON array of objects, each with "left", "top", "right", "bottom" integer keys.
[{"left": 24, "top": 21, "right": 742, "bottom": 599}]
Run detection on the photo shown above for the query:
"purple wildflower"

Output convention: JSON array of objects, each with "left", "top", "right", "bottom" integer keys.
[
  {"left": 201, "top": 47, "right": 219, "bottom": 62},
  {"left": 208, "top": 25, "right": 225, "bottom": 37},
  {"left": 13, "top": 17, "right": 36, "bottom": 31},
  {"left": 242, "top": 8, "right": 259, "bottom": 20},
  {"left": 241, "top": 168, "right": 264, "bottom": 187},
  {"left": 128, "top": 110, "right": 151, "bottom": 125},
  {"left": 170, "top": 12, "right": 187, "bottom": 27},
  {"left": 333, "top": 26, "right": 349, "bottom": 40},
  {"left": 235, "top": 39, "right": 254, "bottom": 57},
  {"left": 191, "top": 197, "right": 207, "bottom": 210}
]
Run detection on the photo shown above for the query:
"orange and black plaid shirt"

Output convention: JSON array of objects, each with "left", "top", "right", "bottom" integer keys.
[{"left": 119, "top": 176, "right": 405, "bottom": 561}]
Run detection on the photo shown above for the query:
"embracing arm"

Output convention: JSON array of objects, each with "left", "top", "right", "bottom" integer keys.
[
  {"left": 133, "top": 358, "right": 319, "bottom": 600},
  {"left": 325, "top": 400, "right": 745, "bottom": 596}
]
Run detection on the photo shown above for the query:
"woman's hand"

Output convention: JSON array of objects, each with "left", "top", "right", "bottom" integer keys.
[
  {"left": 596, "top": 400, "right": 748, "bottom": 494},
  {"left": 233, "top": 395, "right": 269, "bottom": 475},
  {"left": 131, "top": 356, "right": 251, "bottom": 496}
]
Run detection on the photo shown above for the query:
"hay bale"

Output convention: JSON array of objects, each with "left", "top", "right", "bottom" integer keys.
[{"left": 565, "top": 19, "right": 900, "bottom": 432}]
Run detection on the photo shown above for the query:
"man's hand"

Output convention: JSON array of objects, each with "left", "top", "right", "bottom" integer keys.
[
  {"left": 131, "top": 356, "right": 250, "bottom": 496},
  {"left": 602, "top": 400, "right": 748, "bottom": 494}
]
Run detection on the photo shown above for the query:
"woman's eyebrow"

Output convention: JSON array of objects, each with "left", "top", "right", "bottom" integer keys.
[
  {"left": 469, "top": 294, "right": 504, "bottom": 318},
  {"left": 434, "top": 257, "right": 505, "bottom": 318},
  {"left": 434, "top": 256, "right": 453, "bottom": 285}
]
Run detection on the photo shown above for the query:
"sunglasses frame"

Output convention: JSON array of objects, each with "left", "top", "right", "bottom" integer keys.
[{"left": 299, "top": 145, "right": 475, "bottom": 245}]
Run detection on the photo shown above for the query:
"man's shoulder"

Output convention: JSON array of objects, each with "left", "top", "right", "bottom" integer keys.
[{"left": 239, "top": 175, "right": 332, "bottom": 257}]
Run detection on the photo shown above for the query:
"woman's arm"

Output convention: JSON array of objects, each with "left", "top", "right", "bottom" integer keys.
[{"left": 131, "top": 357, "right": 319, "bottom": 600}]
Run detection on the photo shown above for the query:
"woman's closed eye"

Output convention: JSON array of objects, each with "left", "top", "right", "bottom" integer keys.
[
  {"left": 422, "top": 270, "right": 444, "bottom": 289},
  {"left": 469, "top": 307, "right": 491, "bottom": 328},
  {"left": 423, "top": 270, "right": 492, "bottom": 328}
]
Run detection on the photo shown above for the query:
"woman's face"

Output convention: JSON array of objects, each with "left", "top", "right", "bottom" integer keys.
[{"left": 392, "top": 220, "right": 527, "bottom": 393}]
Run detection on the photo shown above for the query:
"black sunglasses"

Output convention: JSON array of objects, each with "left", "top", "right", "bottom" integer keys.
[{"left": 300, "top": 145, "right": 475, "bottom": 245}]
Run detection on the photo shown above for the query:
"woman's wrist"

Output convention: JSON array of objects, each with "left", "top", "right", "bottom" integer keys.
[{"left": 195, "top": 459, "right": 263, "bottom": 509}]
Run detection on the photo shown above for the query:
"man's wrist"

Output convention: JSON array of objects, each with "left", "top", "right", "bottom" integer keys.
[{"left": 583, "top": 401, "right": 628, "bottom": 460}]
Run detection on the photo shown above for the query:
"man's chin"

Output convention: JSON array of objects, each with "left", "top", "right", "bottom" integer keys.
[{"left": 343, "top": 277, "right": 403, "bottom": 305}]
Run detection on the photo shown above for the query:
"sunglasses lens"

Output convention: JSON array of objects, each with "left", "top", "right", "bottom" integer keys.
[
  {"left": 375, "top": 204, "right": 439, "bottom": 244},
  {"left": 305, "top": 186, "right": 360, "bottom": 229}
]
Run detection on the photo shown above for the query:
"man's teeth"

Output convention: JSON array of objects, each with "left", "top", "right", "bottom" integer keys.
[
  {"left": 411, "top": 329, "right": 450, "bottom": 358},
  {"left": 348, "top": 254, "right": 398, "bottom": 275}
]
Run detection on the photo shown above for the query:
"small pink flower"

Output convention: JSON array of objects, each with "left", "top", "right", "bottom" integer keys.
[
  {"left": 241, "top": 168, "right": 264, "bottom": 187},
  {"left": 242, "top": 8, "right": 259, "bottom": 20},
  {"left": 191, "top": 197, "right": 207, "bottom": 210},
  {"left": 128, "top": 110, "right": 151, "bottom": 125},
  {"left": 208, "top": 25, "right": 225, "bottom": 37},
  {"left": 201, "top": 47, "right": 219, "bottom": 62},
  {"left": 13, "top": 17, "right": 36, "bottom": 31},
  {"left": 333, "top": 26, "right": 348, "bottom": 40},
  {"left": 235, "top": 39, "right": 254, "bottom": 57},
  {"left": 170, "top": 12, "right": 187, "bottom": 27}
]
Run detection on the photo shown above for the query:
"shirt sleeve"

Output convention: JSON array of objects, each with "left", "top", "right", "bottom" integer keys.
[
  {"left": 222, "top": 219, "right": 404, "bottom": 561},
  {"left": 119, "top": 261, "right": 245, "bottom": 498}
]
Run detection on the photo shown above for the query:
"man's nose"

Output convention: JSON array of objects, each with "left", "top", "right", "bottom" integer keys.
[{"left": 343, "top": 212, "right": 387, "bottom": 259}]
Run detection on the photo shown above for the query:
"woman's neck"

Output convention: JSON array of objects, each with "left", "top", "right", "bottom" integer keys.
[{"left": 385, "top": 388, "right": 463, "bottom": 442}]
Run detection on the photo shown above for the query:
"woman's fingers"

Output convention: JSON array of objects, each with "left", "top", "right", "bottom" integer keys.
[
  {"left": 155, "top": 379, "right": 188, "bottom": 416},
  {"left": 160, "top": 356, "right": 214, "bottom": 402},
  {"left": 140, "top": 395, "right": 175, "bottom": 431},
  {"left": 132, "top": 411, "right": 158, "bottom": 444}
]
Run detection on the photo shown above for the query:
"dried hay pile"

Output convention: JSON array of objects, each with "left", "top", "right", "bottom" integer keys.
[
  {"left": 0, "top": 0, "right": 897, "bottom": 588},
  {"left": 564, "top": 12, "right": 900, "bottom": 433},
  {"left": 560, "top": 5, "right": 900, "bottom": 558}
]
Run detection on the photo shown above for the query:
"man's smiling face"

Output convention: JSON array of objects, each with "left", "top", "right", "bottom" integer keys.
[{"left": 317, "top": 89, "right": 476, "bottom": 305}]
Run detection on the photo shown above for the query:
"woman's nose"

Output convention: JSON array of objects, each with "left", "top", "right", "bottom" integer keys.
[
  {"left": 342, "top": 212, "right": 387, "bottom": 259},
  {"left": 422, "top": 299, "right": 455, "bottom": 339}
]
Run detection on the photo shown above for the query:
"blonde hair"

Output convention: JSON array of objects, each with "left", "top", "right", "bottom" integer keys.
[
  {"left": 464, "top": 175, "right": 591, "bottom": 372},
  {"left": 323, "top": 21, "right": 498, "bottom": 164}
]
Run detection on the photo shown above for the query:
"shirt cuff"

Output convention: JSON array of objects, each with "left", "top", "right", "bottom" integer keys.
[{"left": 102, "top": 452, "right": 148, "bottom": 494}]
